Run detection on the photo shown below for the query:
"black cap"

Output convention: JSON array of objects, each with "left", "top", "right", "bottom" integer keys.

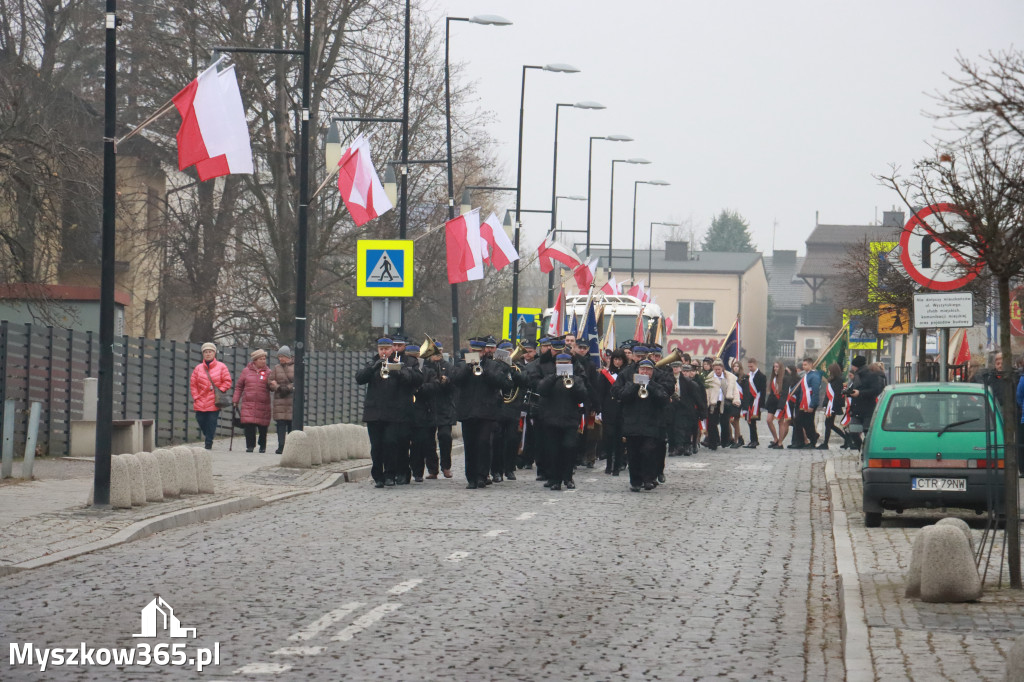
[{"left": 852, "top": 355, "right": 867, "bottom": 368}]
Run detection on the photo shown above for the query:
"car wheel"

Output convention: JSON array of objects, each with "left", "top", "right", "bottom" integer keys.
[{"left": 864, "top": 511, "right": 882, "bottom": 528}]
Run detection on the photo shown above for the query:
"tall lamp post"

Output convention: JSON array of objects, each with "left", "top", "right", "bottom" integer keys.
[
  {"left": 511, "top": 63, "right": 579, "bottom": 339},
  {"left": 648, "top": 220, "right": 681, "bottom": 284},
  {"left": 586, "top": 134, "right": 632, "bottom": 256},
  {"left": 607, "top": 157, "right": 650, "bottom": 275},
  {"left": 630, "top": 180, "right": 670, "bottom": 280},
  {"left": 547, "top": 101, "right": 604, "bottom": 306},
  {"left": 445, "top": 14, "right": 511, "bottom": 348}
]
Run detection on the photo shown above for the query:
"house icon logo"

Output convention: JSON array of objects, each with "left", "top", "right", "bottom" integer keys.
[{"left": 133, "top": 597, "right": 197, "bottom": 638}]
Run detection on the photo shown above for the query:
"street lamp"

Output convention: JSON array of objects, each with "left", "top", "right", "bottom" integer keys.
[
  {"left": 648, "top": 220, "right": 681, "bottom": 283},
  {"left": 586, "top": 134, "right": 632, "bottom": 256},
  {"left": 460, "top": 188, "right": 473, "bottom": 216},
  {"left": 510, "top": 63, "right": 580, "bottom": 339},
  {"left": 383, "top": 165, "right": 398, "bottom": 207},
  {"left": 608, "top": 157, "right": 650, "bottom": 275},
  {"left": 547, "top": 101, "right": 605, "bottom": 306},
  {"left": 445, "top": 14, "right": 512, "bottom": 348},
  {"left": 631, "top": 180, "right": 670, "bottom": 280}
]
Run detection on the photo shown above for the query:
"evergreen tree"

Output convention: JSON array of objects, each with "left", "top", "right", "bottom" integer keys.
[{"left": 701, "top": 210, "right": 756, "bottom": 252}]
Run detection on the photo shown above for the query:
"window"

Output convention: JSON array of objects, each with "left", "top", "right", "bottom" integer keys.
[
  {"left": 881, "top": 392, "right": 992, "bottom": 432},
  {"left": 676, "top": 301, "right": 714, "bottom": 329}
]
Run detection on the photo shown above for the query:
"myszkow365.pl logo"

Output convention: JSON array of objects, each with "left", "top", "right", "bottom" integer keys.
[{"left": 8, "top": 596, "right": 221, "bottom": 673}]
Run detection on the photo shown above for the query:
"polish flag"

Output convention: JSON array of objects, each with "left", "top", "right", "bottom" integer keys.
[
  {"left": 547, "top": 288, "right": 565, "bottom": 336},
  {"left": 575, "top": 259, "right": 599, "bottom": 294},
  {"left": 337, "top": 134, "right": 394, "bottom": 227},
  {"left": 172, "top": 63, "right": 254, "bottom": 181},
  {"left": 537, "top": 236, "right": 584, "bottom": 273},
  {"left": 601, "top": 277, "right": 619, "bottom": 296},
  {"left": 626, "top": 279, "right": 646, "bottom": 299},
  {"left": 665, "top": 317, "right": 674, "bottom": 334},
  {"left": 445, "top": 209, "right": 484, "bottom": 284},
  {"left": 480, "top": 212, "right": 519, "bottom": 270}
]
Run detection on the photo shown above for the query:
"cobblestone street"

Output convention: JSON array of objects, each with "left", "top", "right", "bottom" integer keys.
[{"left": 1, "top": 446, "right": 841, "bottom": 681}]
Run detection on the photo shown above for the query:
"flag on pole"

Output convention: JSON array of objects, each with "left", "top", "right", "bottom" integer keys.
[
  {"left": 716, "top": 317, "right": 739, "bottom": 364},
  {"left": 445, "top": 209, "right": 484, "bottom": 284},
  {"left": 480, "top": 212, "right": 519, "bottom": 270},
  {"left": 172, "top": 62, "right": 254, "bottom": 181},
  {"left": 537, "top": 236, "right": 583, "bottom": 273},
  {"left": 665, "top": 316, "right": 674, "bottom": 335},
  {"left": 814, "top": 324, "right": 851, "bottom": 372},
  {"left": 601, "top": 277, "right": 619, "bottom": 296},
  {"left": 580, "top": 296, "right": 601, "bottom": 367},
  {"left": 601, "top": 313, "right": 617, "bottom": 354},
  {"left": 626, "top": 279, "right": 645, "bottom": 299},
  {"left": 633, "top": 306, "right": 647, "bottom": 343},
  {"left": 547, "top": 287, "right": 565, "bottom": 336},
  {"left": 575, "top": 259, "right": 598, "bottom": 294},
  {"left": 336, "top": 134, "right": 394, "bottom": 226},
  {"left": 948, "top": 328, "right": 971, "bottom": 365}
]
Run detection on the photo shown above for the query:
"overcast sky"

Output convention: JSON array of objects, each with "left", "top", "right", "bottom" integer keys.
[{"left": 426, "top": 0, "right": 1024, "bottom": 257}]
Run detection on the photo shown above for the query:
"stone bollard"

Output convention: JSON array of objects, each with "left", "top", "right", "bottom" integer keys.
[
  {"left": 307, "top": 426, "right": 325, "bottom": 466},
  {"left": 329, "top": 424, "right": 344, "bottom": 462},
  {"left": 280, "top": 430, "right": 312, "bottom": 468},
  {"left": 122, "top": 453, "right": 147, "bottom": 507},
  {"left": 936, "top": 517, "right": 974, "bottom": 554},
  {"left": 136, "top": 452, "right": 164, "bottom": 502},
  {"left": 191, "top": 447, "right": 216, "bottom": 494},
  {"left": 110, "top": 454, "right": 133, "bottom": 509},
  {"left": 920, "top": 524, "right": 982, "bottom": 603},
  {"left": 905, "top": 526, "right": 933, "bottom": 599},
  {"left": 321, "top": 425, "right": 336, "bottom": 463},
  {"left": 1006, "top": 633, "right": 1024, "bottom": 682},
  {"left": 153, "top": 448, "right": 180, "bottom": 498},
  {"left": 336, "top": 424, "right": 351, "bottom": 460},
  {"left": 172, "top": 446, "right": 199, "bottom": 494}
]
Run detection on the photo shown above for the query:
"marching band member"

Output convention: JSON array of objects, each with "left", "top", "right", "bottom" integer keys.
[
  {"left": 452, "top": 338, "right": 511, "bottom": 489},
  {"left": 426, "top": 340, "right": 456, "bottom": 477},
  {"left": 613, "top": 358, "right": 669, "bottom": 491},
  {"left": 598, "top": 349, "right": 627, "bottom": 474},
  {"left": 492, "top": 341, "right": 526, "bottom": 482},
  {"left": 537, "top": 352, "right": 588, "bottom": 490}
]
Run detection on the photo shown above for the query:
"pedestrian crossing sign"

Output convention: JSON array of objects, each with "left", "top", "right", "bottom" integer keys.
[{"left": 357, "top": 239, "right": 414, "bottom": 297}]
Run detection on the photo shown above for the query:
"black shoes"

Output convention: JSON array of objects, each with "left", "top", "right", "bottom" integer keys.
[
  {"left": 565, "top": 479, "right": 576, "bottom": 490},
  {"left": 505, "top": 471, "right": 517, "bottom": 481},
  {"left": 414, "top": 475, "right": 424, "bottom": 482},
  {"left": 245, "top": 448, "right": 254, "bottom": 453},
  {"left": 657, "top": 474, "right": 666, "bottom": 484},
  {"left": 630, "top": 485, "right": 642, "bottom": 492},
  {"left": 729, "top": 442, "right": 741, "bottom": 449},
  {"left": 466, "top": 481, "right": 478, "bottom": 489},
  {"left": 492, "top": 474, "right": 503, "bottom": 483},
  {"left": 536, "top": 475, "right": 548, "bottom": 482},
  {"left": 643, "top": 482, "right": 655, "bottom": 491},
  {"left": 815, "top": 443, "right": 829, "bottom": 450},
  {"left": 275, "top": 447, "right": 284, "bottom": 454},
  {"left": 550, "top": 482, "right": 562, "bottom": 491},
  {"left": 612, "top": 470, "right": 620, "bottom": 476},
  {"left": 384, "top": 478, "right": 395, "bottom": 487},
  {"left": 743, "top": 442, "right": 758, "bottom": 449},
  {"left": 374, "top": 481, "right": 385, "bottom": 489}
]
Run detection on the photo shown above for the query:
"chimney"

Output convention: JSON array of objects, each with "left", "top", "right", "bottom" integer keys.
[
  {"left": 665, "top": 241, "right": 689, "bottom": 261},
  {"left": 881, "top": 210, "right": 905, "bottom": 228}
]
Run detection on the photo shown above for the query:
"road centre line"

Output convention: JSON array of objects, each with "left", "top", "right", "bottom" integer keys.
[
  {"left": 233, "top": 662, "right": 292, "bottom": 674},
  {"left": 272, "top": 645, "right": 326, "bottom": 657},
  {"left": 332, "top": 603, "right": 402, "bottom": 642},
  {"left": 286, "top": 602, "right": 365, "bottom": 641},
  {"left": 388, "top": 578, "right": 424, "bottom": 595},
  {"left": 446, "top": 551, "right": 471, "bottom": 562},
  {"left": 516, "top": 512, "right": 537, "bottom": 520},
  {"left": 483, "top": 529, "right": 508, "bottom": 537}
]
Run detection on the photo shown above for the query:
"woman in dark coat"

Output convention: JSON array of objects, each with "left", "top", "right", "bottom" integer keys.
[
  {"left": 817, "top": 362, "right": 848, "bottom": 449},
  {"left": 234, "top": 348, "right": 272, "bottom": 453},
  {"left": 268, "top": 346, "right": 294, "bottom": 454},
  {"left": 598, "top": 350, "right": 627, "bottom": 474}
]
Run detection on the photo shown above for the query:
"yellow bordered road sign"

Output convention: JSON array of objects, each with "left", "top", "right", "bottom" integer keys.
[{"left": 357, "top": 240, "right": 413, "bottom": 297}]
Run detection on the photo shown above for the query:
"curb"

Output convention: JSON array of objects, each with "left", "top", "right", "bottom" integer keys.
[
  {"left": 0, "top": 471, "right": 348, "bottom": 577},
  {"left": 824, "top": 458, "right": 874, "bottom": 682},
  {"left": 343, "top": 465, "right": 372, "bottom": 483}
]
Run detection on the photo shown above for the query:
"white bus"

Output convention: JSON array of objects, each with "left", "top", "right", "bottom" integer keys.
[{"left": 542, "top": 294, "right": 663, "bottom": 347}]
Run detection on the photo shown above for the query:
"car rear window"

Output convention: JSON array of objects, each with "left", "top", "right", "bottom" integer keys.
[{"left": 881, "top": 392, "right": 991, "bottom": 432}]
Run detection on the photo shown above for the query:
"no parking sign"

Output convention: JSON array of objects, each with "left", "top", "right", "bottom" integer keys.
[{"left": 899, "top": 204, "right": 982, "bottom": 291}]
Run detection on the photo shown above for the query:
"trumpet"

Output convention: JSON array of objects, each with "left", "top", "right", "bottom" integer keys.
[
  {"left": 563, "top": 375, "right": 575, "bottom": 389},
  {"left": 465, "top": 351, "right": 483, "bottom": 376},
  {"left": 639, "top": 384, "right": 648, "bottom": 399},
  {"left": 473, "top": 363, "right": 484, "bottom": 376},
  {"left": 634, "top": 373, "right": 650, "bottom": 399},
  {"left": 380, "top": 361, "right": 390, "bottom": 379}
]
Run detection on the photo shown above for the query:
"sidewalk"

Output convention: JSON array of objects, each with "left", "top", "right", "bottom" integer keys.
[
  {"left": 0, "top": 437, "right": 370, "bottom": 577},
  {"left": 826, "top": 450, "right": 1024, "bottom": 681}
]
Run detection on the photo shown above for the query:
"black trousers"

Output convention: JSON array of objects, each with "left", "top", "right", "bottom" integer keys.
[
  {"left": 601, "top": 420, "right": 625, "bottom": 471},
  {"left": 367, "top": 420, "right": 408, "bottom": 483},
  {"left": 548, "top": 424, "right": 579, "bottom": 483},
  {"left": 520, "top": 416, "right": 538, "bottom": 468},
  {"left": 822, "top": 414, "right": 845, "bottom": 445},
  {"left": 795, "top": 410, "right": 818, "bottom": 445},
  {"left": 747, "top": 416, "right": 759, "bottom": 444},
  {"left": 667, "top": 403, "right": 688, "bottom": 452},
  {"left": 461, "top": 419, "right": 495, "bottom": 483},
  {"left": 492, "top": 418, "right": 520, "bottom": 475},
  {"left": 626, "top": 435, "right": 661, "bottom": 487},
  {"left": 707, "top": 404, "right": 731, "bottom": 448},
  {"left": 243, "top": 423, "right": 268, "bottom": 452},
  {"left": 535, "top": 418, "right": 553, "bottom": 478},
  {"left": 410, "top": 425, "right": 438, "bottom": 477},
  {"left": 435, "top": 424, "right": 453, "bottom": 471},
  {"left": 275, "top": 419, "right": 292, "bottom": 452}
]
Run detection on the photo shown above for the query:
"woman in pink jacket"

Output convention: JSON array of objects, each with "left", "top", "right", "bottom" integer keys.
[
  {"left": 234, "top": 348, "right": 272, "bottom": 453},
  {"left": 190, "top": 342, "right": 233, "bottom": 449}
]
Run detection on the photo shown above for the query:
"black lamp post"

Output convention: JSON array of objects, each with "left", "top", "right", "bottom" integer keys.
[
  {"left": 630, "top": 180, "right": 670, "bottom": 280},
  {"left": 607, "top": 157, "right": 650, "bottom": 276},
  {"left": 648, "top": 220, "right": 681, "bottom": 283},
  {"left": 511, "top": 63, "right": 579, "bottom": 340},
  {"left": 586, "top": 134, "right": 632, "bottom": 257},
  {"left": 445, "top": 14, "right": 511, "bottom": 348}
]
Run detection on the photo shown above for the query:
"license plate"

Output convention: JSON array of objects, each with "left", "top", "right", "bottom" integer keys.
[{"left": 912, "top": 477, "right": 967, "bottom": 492}]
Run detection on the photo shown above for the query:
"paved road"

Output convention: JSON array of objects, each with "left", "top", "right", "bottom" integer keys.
[{"left": 1, "top": 445, "right": 842, "bottom": 681}]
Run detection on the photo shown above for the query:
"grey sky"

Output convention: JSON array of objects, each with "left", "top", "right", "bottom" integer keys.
[{"left": 430, "top": 0, "right": 1024, "bottom": 258}]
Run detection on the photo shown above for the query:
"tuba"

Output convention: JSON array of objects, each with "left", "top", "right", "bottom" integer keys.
[
  {"left": 655, "top": 348, "right": 683, "bottom": 368},
  {"left": 508, "top": 343, "right": 527, "bottom": 364},
  {"left": 419, "top": 334, "right": 441, "bottom": 361}
]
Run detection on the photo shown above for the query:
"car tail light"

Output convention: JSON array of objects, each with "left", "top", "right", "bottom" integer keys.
[
  {"left": 968, "top": 459, "right": 1004, "bottom": 469},
  {"left": 868, "top": 458, "right": 911, "bottom": 468}
]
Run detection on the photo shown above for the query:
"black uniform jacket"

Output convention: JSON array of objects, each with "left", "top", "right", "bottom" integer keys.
[
  {"left": 612, "top": 370, "right": 669, "bottom": 438},
  {"left": 356, "top": 355, "right": 423, "bottom": 422},
  {"left": 452, "top": 356, "right": 512, "bottom": 421},
  {"left": 537, "top": 369, "right": 589, "bottom": 430}
]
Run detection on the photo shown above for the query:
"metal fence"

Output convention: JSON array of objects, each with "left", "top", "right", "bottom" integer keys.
[{"left": 0, "top": 321, "right": 373, "bottom": 456}]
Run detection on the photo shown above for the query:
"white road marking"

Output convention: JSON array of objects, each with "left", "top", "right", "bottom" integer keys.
[
  {"left": 673, "top": 462, "right": 711, "bottom": 469},
  {"left": 233, "top": 662, "right": 292, "bottom": 674},
  {"left": 563, "top": 489, "right": 577, "bottom": 493},
  {"left": 585, "top": 478, "right": 598, "bottom": 482},
  {"left": 388, "top": 579, "right": 424, "bottom": 595},
  {"left": 483, "top": 529, "right": 508, "bottom": 537},
  {"left": 331, "top": 603, "right": 402, "bottom": 642},
  {"left": 272, "top": 646, "right": 326, "bottom": 656},
  {"left": 446, "top": 551, "right": 471, "bottom": 562},
  {"left": 516, "top": 512, "right": 537, "bottom": 520},
  {"left": 733, "top": 464, "right": 773, "bottom": 471},
  {"left": 287, "top": 602, "right": 365, "bottom": 641}
]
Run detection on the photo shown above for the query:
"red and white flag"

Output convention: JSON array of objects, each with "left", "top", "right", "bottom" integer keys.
[
  {"left": 575, "top": 259, "right": 598, "bottom": 294},
  {"left": 172, "top": 62, "right": 254, "bottom": 181},
  {"left": 547, "top": 288, "right": 565, "bottom": 336},
  {"left": 537, "top": 236, "right": 583, "bottom": 273},
  {"left": 480, "top": 212, "right": 519, "bottom": 270},
  {"left": 665, "top": 317, "right": 674, "bottom": 335},
  {"left": 626, "top": 279, "right": 646, "bottom": 299},
  {"left": 601, "top": 277, "right": 619, "bottom": 296},
  {"left": 337, "top": 134, "right": 394, "bottom": 227},
  {"left": 445, "top": 209, "right": 484, "bottom": 284}
]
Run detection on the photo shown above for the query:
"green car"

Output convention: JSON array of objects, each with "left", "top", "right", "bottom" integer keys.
[{"left": 861, "top": 382, "right": 1004, "bottom": 528}]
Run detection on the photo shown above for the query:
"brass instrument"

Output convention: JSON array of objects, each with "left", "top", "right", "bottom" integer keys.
[
  {"left": 494, "top": 349, "right": 512, "bottom": 366},
  {"left": 465, "top": 351, "right": 483, "bottom": 376},
  {"left": 380, "top": 355, "right": 390, "bottom": 379},
  {"left": 639, "top": 384, "right": 648, "bottom": 399},
  {"left": 502, "top": 363, "right": 521, "bottom": 404},
  {"left": 563, "top": 375, "right": 575, "bottom": 389},
  {"left": 655, "top": 348, "right": 683, "bottom": 368},
  {"left": 634, "top": 373, "right": 650, "bottom": 399},
  {"left": 419, "top": 334, "right": 441, "bottom": 361},
  {"left": 508, "top": 343, "right": 527, "bottom": 364},
  {"left": 557, "top": 363, "right": 574, "bottom": 389}
]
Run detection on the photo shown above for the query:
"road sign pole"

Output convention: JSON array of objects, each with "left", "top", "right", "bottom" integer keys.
[
  {"left": 938, "top": 328, "right": 948, "bottom": 383},
  {"left": 383, "top": 298, "right": 390, "bottom": 337}
]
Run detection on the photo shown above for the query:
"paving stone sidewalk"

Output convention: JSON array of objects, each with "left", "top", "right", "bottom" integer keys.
[
  {"left": 0, "top": 436, "right": 370, "bottom": 576},
  {"left": 827, "top": 450, "right": 1024, "bottom": 681}
]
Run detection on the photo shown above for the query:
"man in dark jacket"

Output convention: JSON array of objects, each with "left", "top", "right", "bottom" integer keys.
[
  {"left": 598, "top": 349, "right": 627, "bottom": 473},
  {"left": 452, "top": 338, "right": 512, "bottom": 489},
  {"left": 524, "top": 337, "right": 557, "bottom": 480},
  {"left": 356, "top": 337, "right": 423, "bottom": 488},
  {"left": 572, "top": 339, "right": 601, "bottom": 468},
  {"left": 848, "top": 355, "right": 885, "bottom": 449},
  {"left": 427, "top": 342, "right": 456, "bottom": 478},
  {"left": 537, "top": 352, "right": 588, "bottom": 490},
  {"left": 491, "top": 341, "right": 526, "bottom": 482},
  {"left": 409, "top": 345, "right": 438, "bottom": 482},
  {"left": 744, "top": 357, "right": 767, "bottom": 448},
  {"left": 613, "top": 359, "right": 670, "bottom": 491}
]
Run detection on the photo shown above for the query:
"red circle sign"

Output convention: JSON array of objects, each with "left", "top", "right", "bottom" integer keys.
[{"left": 899, "top": 203, "right": 982, "bottom": 291}]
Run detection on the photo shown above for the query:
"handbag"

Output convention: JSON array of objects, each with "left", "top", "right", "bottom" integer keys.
[
  {"left": 232, "top": 406, "right": 244, "bottom": 428},
  {"left": 204, "top": 364, "right": 232, "bottom": 410}
]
